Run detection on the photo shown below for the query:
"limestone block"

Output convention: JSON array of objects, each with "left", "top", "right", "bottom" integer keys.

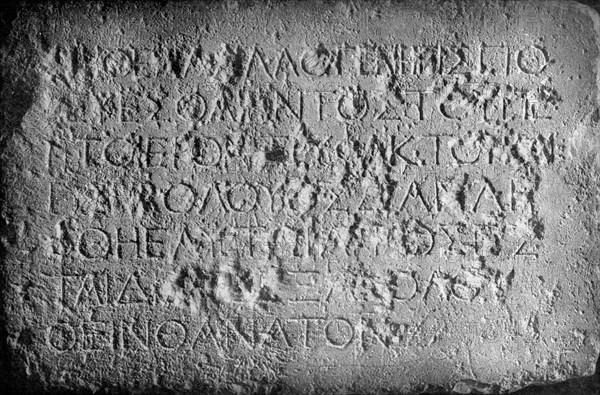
[{"left": 1, "top": 1, "right": 599, "bottom": 393}]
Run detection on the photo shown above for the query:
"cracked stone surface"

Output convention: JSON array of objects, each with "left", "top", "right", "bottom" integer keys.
[{"left": 0, "top": 1, "right": 599, "bottom": 393}]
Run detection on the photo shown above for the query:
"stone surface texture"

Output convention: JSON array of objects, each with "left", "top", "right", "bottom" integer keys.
[{"left": 1, "top": 0, "right": 600, "bottom": 393}]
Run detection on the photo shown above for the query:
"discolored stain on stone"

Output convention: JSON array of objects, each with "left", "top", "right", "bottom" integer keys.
[{"left": 0, "top": 0, "right": 600, "bottom": 393}]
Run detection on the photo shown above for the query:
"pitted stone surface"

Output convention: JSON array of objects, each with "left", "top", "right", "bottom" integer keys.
[{"left": 1, "top": 1, "right": 600, "bottom": 393}]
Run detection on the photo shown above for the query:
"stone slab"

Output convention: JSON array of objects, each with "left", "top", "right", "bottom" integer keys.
[{"left": 1, "top": 0, "right": 600, "bottom": 393}]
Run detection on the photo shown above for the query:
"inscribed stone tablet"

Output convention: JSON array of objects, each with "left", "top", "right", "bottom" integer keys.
[{"left": 1, "top": 1, "right": 600, "bottom": 393}]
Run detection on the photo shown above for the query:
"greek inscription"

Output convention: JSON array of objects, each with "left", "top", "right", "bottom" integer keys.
[{"left": 7, "top": 2, "right": 596, "bottom": 392}]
